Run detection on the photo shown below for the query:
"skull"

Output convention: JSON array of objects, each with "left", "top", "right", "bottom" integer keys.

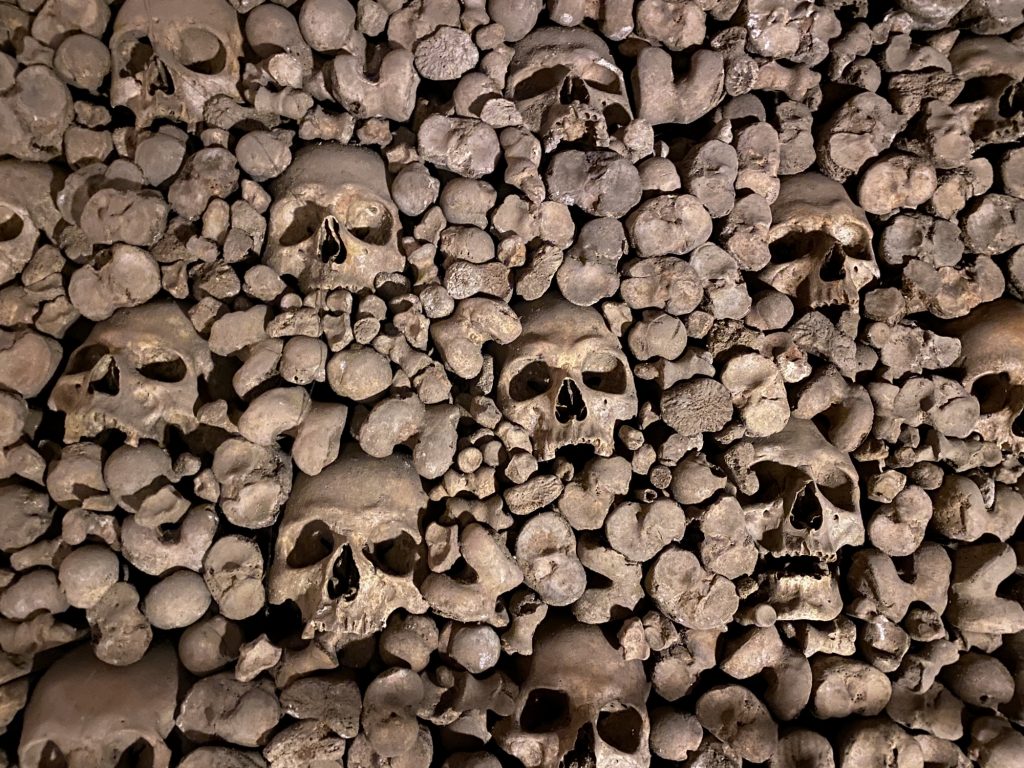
[
  {"left": 495, "top": 619, "right": 651, "bottom": 768},
  {"left": 949, "top": 35, "right": 1024, "bottom": 147},
  {"left": 505, "top": 28, "right": 633, "bottom": 151},
  {"left": 0, "top": 161, "right": 63, "bottom": 287},
  {"left": 495, "top": 294, "right": 637, "bottom": 462},
  {"left": 264, "top": 144, "right": 404, "bottom": 292},
  {"left": 19, "top": 643, "right": 178, "bottom": 768},
  {"left": 724, "top": 418, "right": 864, "bottom": 560},
  {"left": 268, "top": 449, "right": 429, "bottom": 648},
  {"left": 948, "top": 298, "right": 1024, "bottom": 453},
  {"left": 49, "top": 302, "right": 213, "bottom": 445},
  {"left": 762, "top": 173, "right": 878, "bottom": 309},
  {"left": 110, "top": 0, "right": 243, "bottom": 128}
]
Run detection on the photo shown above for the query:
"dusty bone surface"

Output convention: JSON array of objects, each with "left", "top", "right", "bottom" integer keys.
[{"left": 2, "top": 0, "right": 1024, "bottom": 766}]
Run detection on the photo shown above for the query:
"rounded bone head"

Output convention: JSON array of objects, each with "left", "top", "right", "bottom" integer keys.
[
  {"left": 265, "top": 144, "right": 404, "bottom": 292},
  {"left": 497, "top": 617, "right": 651, "bottom": 768},
  {"left": 49, "top": 302, "right": 213, "bottom": 445},
  {"left": 269, "top": 449, "right": 428, "bottom": 646},
  {"left": 20, "top": 643, "right": 179, "bottom": 768},
  {"left": 110, "top": 0, "right": 243, "bottom": 128},
  {"left": 495, "top": 294, "right": 637, "bottom": 462},
  {"left": 0, "top": 161, "right": 63, "bottom": 287}
]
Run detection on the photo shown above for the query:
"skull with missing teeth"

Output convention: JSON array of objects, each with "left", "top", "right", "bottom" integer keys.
[
  {"left": 496, "top": 620, "right": 651, "bottom": 768},
  {"left": 264, "top": 144, "right": 404, "bottom": 292},
  {"left": 496, "top": 295, "right": 637, "bottom": 462},
  {"left": 723, "top": 418, "right": 864, "bottom": 560},
  {"left": 763, "top": 173, "right": 878, "bottom": 308},
  {"left": 110, "top": 0, "right": 243, "bottom": 128},
  {"left": 269, "top": 450, "right": 428, "bottom": 647},
  {"left": 505, "top": 27, "right": 633, "bottom": 151},
  {"left": 49, "top": 302, "right": 213, "bottom": 445},
  {"left": 19, "top": 644, "right": 178, "bottom": 768}
]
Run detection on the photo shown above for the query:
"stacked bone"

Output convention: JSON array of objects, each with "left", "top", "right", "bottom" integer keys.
[{"left": 0, "top": 0, "right": 1023, "bottom": 766}]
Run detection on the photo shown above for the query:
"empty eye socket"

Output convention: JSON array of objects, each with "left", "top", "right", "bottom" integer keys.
[
  {"left": 768, "top": 230, "right": 838, "bottom": 265},
  {"left": 138, "top": 355, "right": 187, "bottom": 383},
  {"left": 364, "top": 531, "right": 419, "bottom": 576},
  {"left": 818, "top": 477, "right": 857, "bottom": 511},
  {"left": 520, "top": 688, "right": 572, "bottom": 733},
  {"left": 973, "top": 373, "right": 1011, "bottom": 415},
  {"left": 749, "top": 461, "right": 791, "bottom": 503},
  {"left": 512, "top": 65, "right": 570, "bottom": 101},
  {"left": 344, "top": 199, "right": 393, "bottom": 246},
  {"left": 581, "top": 354, "right": 628, "bottom": 394},
  {"left": 40, "top": 742, "right": 67, "bottom": 768},
  {"left": 597, "top": 706, "right": 644, "bottom": 753},
  {"left": 115, "top": 739, "right": 155, "bottom": 768},
  {"left": 121, "top": 36, "right": 155, "bottom": 77},
  {"left": 65, "top": 344, "right": 110, "bottom": 375},
  {"left": 287, "top": 520, "right": 336, "bottom": 568},
  {"left": 278, "top": 202, "right": 328, "bottom": 247},
  {"left": 580, "top": 61, "right": 623, "bottom": 94},
  {"left": 176, "top": 28, "right": 228, "bottom": 75},
  {"left": 0, "top": 205, "right": 24, "bottom": 242},
  {"left": 509, "top": 360, "right": 553, "bottom": 401}
]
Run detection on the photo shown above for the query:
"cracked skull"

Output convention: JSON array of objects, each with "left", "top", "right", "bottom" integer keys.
[
  {"left": 268, "top": 450, "right": 428, "bottom": 647},
  {"left": 763, "top": 173, "right": 878, "bottom": 308},
  {"left": 110, "top": 0, "right": 243, "bottom": 128},
  {"left": 724, "top": 418, "right": 864, "bottom": 560},
  {"left": 264, "top": 144, "right": 404, "bottom": 292},
  {"left": 49, "top": 302, "right": 213, "bottom": 445},
  {"left": 949, "top": 298, "right": 1024, "bottom": 453},
  {"left": 505, "top": 27, "right": 633, "bottom": 151},
  {"left": 496, "top": 619, "right": 651, "bottom": 768},
  {"left": 19, "top": 644, "right": 178, "bottom": 768},
  {"left": 496, "top": 295, "right": 637, "bottom": 462}
]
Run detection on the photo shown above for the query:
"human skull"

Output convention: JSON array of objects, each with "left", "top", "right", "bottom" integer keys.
[
  {"left": 268, "top": 450, "right": 429, "bottom": 648},
  {"left": 49, "top": 302, "right": 213, "bottom": 445},
  {"left": 264, "top": 144, "right": 404, "bottom": 292},
  {"left": 110, "top": 0, "right": 243, "bottom": 128},
  {"left": 949, "top": 35, "right": 1024, "bottom": 147},
  {"left": 495, "top": 295, "right": 637, "bottom": 462},
  {"left": 19, "top": 643, "right": 178, "bottom": 768},
  {"left": 0, "top": 161, "right": 63, "bottom": 287},
  {"left": 495, "top": 619, "right": 651, "bottom": 768},
  {"left": 948, "top": 298, "right": 1024, "bottom": 453},
  {"left": 505, "top": 27, "right": 633, "bottom": 151},
  {"left": 762, "top": 173, "right": 878, "bottom": 308},
  {"left": 724, "top": 418, "right": 864, "bottom": 560}
]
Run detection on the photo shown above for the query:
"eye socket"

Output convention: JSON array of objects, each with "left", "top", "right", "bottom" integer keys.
[
  {"left": 972, "top": 373, "right": 1011, "bottom": 415},
  {"left": 364, "top": 531, "right": 419, "bottom": 576},
  {"left": 176, "top": 28, "right": 228, "bottom": 76},
  {"left": 597, "top": 706, "right": 644, "bottom": 753},
  {"left": 278, "top": 201, "right": 328, "bottom": 247},
  {"left": 512, "top": 65, "right": 570, "bottom": 101},
  {"left": 509, "top": 360, "right": 553, "bottom": 401},
  {"left": 344, "top": 199, "right": 393, "bottom": 246},
  {"left": 115, "top": 739, "right": 155, "bottom": 768},
  {"left": 121, "top": 36, "right": 155, "bottom": 78},
  {"left": 580, "top": 61, "right": 623, "bottom": 94},
  {"left": 0, "top": 206, "right": 24, "bottom": 242},
  {"left": 581, "top": 354, "right": 628, "bottom": 394},
  {"left": 138, "top": 355, "right": 187, "bottom": 383},
  {"left": 748, "top": 460, "right": 792, "bottom": 504},
  {"left": 65, "top": 344, "right": 110, "bottom": 375},
  {"left": 818, "top": 476, "right": 856, "bottom": 512},
  {"left": 520, "top": 688, "right": 572, "bottom": 733},
  {"left": 287, "top": 520, "right": 336, "bottom": 568}
]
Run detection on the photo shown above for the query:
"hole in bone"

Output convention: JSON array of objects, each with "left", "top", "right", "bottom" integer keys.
[
  {"left": 999, "top": 79, "right": 1024, "bottom": 117},
  {"left": 556, "top": 378, "right": 588, "bottom": 424},
  {"left": 364, "top": 531, "right": 419, "bottom": 576},
  {"left": 560, "top": 74, "right": 591, "bottom": 105},
  {"left": 265, "top": 600, "right": 309, "bottom": 648},
  {"left": 138, "top": 356, "right": 187, "bottom": 383},
  {"left": 973, "top": 373, "right": 1012, "bottom": 415},
  {"left": 563, "top": 722, "right": 597, "bottom": 768},
  {"left": 327, "top": 544, "right": 360, "bottom": 601},
  {"left": 115, "top": 739, "right": 155, "bottom": 768},
  {"left": 344, "top": 200, "right": 394, "bottom": 246},
  {"left": 582, "top": 354, "right": 628, "bottom": 394},
  {"left": 0, "top": 206, "right": 24, "bottom": 241},
  {"left": 1012, "top": 407, "right": 1024, "bottom": 438},
  {"left": 817, "top": 476, "right": 856, "bottom": 511},
  {"left": 520, "top": 688, "right": 572, "bottom": 733},
  {"left": 818, "top": 241, "right": 849, "bottom": 282},
  {"left": 512, "top": 65, "right": 571, "bottom": 101},
  {"left": 279, "top": 202, "right": 329, "bottom": 247},
  {"left": 509, "top": 360, "right": 554, "bottom": 401},
  {"left": 40, "top": 742, "right": 67, "bottom": 768},
  {"left": 287, "top": 520, "right": 336, "bottom": 568},
  {"left": 88, "top": 358, "right": 121, "bottom": 396},
  {"left": 596, "top": 706, "right": 644, "bottom": 753},
  {"left": 319, "top": 217, "right": 343, "bottom": 261},
  {"left": 176, "top": 28, "right": 228, "bottom": 76},
  {"left": 789, "top": 487, "right": 824, "bottom": 531},
  {"left": 580, "top": 62, "right": 623, "bottom": 95},
  {"left": 123, "top": 37, "right": 156, "bottom": 77},
  {"left": 65, "top": 344, "right": 111, "bottom": 375}
]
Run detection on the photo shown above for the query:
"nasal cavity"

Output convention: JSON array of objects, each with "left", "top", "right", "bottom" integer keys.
[
  {"left": 555, "top": 378, "right": 588, "bottom": 424},
  {"left": 563, "top": 722, "right": 596, "bottom": 768},
  {"left": 319, "top": 216, "right": 343, "bottom": 261},
  {"left": 88, "top": 358, "right": 120, "bottom": 396},
  {"left": 327, "top": 544, "right": 360, "bottom": 601},
  {"left": 560, "top": 75, "right": 590, "bottom": 105}
]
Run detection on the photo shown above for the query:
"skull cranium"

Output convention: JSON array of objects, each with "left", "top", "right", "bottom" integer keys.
[
  {"left": 110, "top": 0, "right": 243, "bottom": 128},
  {"left": 495, "top": 295, "right": 638, "bottom": 462},
  {"left": 495, "top": 618, "right": 651, "bottom": 768},
  {"left": 0, "top": 160, "right": 63, "bottom": 287},
  {"left": 505, "top": 27, "right": 633, "bottom": 151},
  {"left": 19, "top": 643, "right": 179, "bottom": 768},
  {"left": 762, "top": 173, "right": 878, "bottom": 309},
  {"left": 268, "top": 449, "right": 428, "bottom": 648},
  {"left": 49, "top": 302, "right": 213, "bottom": 445},
  {"left": 264, "top": 144, "right": 404, "bottom": 292}
]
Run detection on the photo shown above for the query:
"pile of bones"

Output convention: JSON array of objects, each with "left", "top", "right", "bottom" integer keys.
[{"left": 2, "top": 0, "right": 1024, "bottom": 765}]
